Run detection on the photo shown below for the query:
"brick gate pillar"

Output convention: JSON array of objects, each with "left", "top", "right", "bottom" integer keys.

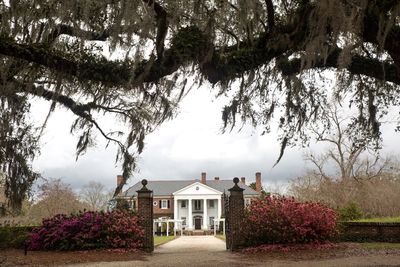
[
  {"left": 137, "top": 179, "right": 154, "bottom": 252},
  {"left": 228, "top": 177, "right": 245, "bottom": 251}
]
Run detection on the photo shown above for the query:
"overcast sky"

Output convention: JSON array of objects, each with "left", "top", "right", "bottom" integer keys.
[{"left": 31, "top": 82, "right": 400, "bottom": 193}]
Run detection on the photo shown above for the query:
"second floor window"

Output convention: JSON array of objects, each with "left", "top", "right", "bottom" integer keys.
[
  {"left": 194, "top": 200, "right": 201, "bottom": 210},
  {"left": 181, "top": 200, "right": 186, "bottom": 208},
  {"left": 161, "top": 199, "right": 169, "bottom": 209}
]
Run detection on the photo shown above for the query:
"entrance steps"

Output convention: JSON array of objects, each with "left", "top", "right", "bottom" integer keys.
[{"left": 181, "top": 230, "right": 214, "bottom": 236}]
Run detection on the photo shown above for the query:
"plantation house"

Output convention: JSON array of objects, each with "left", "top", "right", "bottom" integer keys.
[{"left": 119, "top": 172, "right": 262, "bottom": 230}]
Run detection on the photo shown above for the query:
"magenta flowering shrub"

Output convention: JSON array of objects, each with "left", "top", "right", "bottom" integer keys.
[
  {"left": 243, "top": 196, "right": 337, "bottom": 246},
  {"left": 28, "top": 210, "right": 144, "bottom": 250}
]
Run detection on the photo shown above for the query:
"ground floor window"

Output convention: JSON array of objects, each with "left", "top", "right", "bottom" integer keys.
[{"left": 181, "top": 217, "right": 186, "bottom": 225}]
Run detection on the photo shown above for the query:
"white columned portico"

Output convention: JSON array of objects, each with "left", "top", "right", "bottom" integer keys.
[
  {"left": 172, "top": 182, "right": 223, "bottom": 232},
  {"left": 188, "top": 198, "right": 193, "bottom": 230},
  {"left": 203, "top": 199, "right": 207, "bottom": 230}
]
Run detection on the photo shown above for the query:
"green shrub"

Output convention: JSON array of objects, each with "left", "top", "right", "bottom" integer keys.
[
  {"left": 0, "top": 226, "right": 35, "bottom": 249},
  {"left": 338, "top": 202, "right": 363, "bottom": 221}
]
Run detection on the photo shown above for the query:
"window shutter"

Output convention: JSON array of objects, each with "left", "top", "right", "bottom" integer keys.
[
  {"left": 167, "top": 200, "right": 170, "bottom": 208},
  {"left": 159, "top": 200, "right": 161, "bottom": 207}
]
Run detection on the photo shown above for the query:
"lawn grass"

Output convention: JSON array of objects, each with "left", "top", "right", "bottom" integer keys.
[
  {"left": 154, "top": 235, "right": 177, "bottom": 246},
  {"left": 360, "top": 243, "right": 400, "bottom": 249},
  {"left": 215, "top": 234, "right": 226, "bottom": 241},
  {"left": 351, "top": 217, "right": 400, "bottom": 223}
]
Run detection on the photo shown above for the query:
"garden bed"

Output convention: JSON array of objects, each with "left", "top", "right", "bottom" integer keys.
[
  {"left": 0, "top": 249, "right": 146, "bottom": 266},
  {"left": 239, "top": 242, "right": 400, "bottom": 261}
]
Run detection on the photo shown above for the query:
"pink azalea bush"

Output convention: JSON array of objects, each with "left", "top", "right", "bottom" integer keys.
[
  {"left": 28, "top": 210, "right": 144, "bottom": 250},
  {"left": 243, "top": 196, "right": 337, "bottom": 247}
]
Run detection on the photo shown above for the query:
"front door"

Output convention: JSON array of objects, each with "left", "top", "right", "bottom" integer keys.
[{"left": 194, "top": 217, "right": 202, "bottom": 230}]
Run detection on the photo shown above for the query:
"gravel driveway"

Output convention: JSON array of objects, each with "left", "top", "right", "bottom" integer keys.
[{"left": 65, "top": 237, "right": 400, "bottom": 267}]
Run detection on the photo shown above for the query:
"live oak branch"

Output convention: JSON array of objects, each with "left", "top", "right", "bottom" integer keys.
[{"left": 0, "top": 0, "right": 399, "bottom": 206}]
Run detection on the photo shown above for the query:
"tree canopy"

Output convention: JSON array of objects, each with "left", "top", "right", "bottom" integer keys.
[{"left": 0, "top": 0, "right": 399, "bottom": 199}]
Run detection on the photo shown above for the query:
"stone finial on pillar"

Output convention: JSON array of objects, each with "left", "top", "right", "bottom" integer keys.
[
  {"left": 136, "top": 179, "right": 154, "bottom": 252},
  {"left": 227, "top": 177, "right": 245, "bottom": 251}
]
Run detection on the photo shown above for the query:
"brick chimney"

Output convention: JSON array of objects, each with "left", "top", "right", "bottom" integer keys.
[
  {"left": 214, "top": 177, "right": 219, "bottom": 181},
  {"left": 255, "top": 172, "right": 262, "bottom": 193},
  {"left": 201, "top": 172, "right": 206, "bottom": 184},
  {"left": 117, "top": 175, "right": 124, "bottom": 187},
  {"left": 240, "top": 177, "right": 246, "bottom": 184}
]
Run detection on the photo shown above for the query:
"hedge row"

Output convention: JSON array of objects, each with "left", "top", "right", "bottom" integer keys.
[{"left": 338, "top": 222, "right": 400, "bottom": 243}]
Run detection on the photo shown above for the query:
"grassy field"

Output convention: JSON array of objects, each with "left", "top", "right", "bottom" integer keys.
[
  {"left": 215, "top": 234, "right": 226, "bottom": 241},
  {"left": 352, "top": 217, "right": 400, "bottom": 223},
  {"left": 360, "top": 243, "right": 400, "bottom": 249},
  {"left": 154, "top": 235, "right": 177, "bottom": 246}
]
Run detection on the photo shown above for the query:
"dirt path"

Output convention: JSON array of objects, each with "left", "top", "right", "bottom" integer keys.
[{"left": 64, "top": 237, "right": 400, "bottom": 267}]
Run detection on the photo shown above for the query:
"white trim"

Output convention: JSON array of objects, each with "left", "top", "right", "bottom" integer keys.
[{"left": 172, "top": 182, "right": 222, "bottom": 195}]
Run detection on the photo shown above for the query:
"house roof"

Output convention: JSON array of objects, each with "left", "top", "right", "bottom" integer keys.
[{"left": 124, "top": 179, "right": 259, "bottom": 197}]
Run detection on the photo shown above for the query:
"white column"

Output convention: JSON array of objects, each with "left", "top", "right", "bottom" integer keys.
[
  {"left": 174, "top": 198, "right": 178, "bottom": 230},
  {"left": 203, "top": 198, "right": 208, "bottom": 230},
  {"left": 214, "top": 219, "right": 217, "bottom": 236},
  {"left": 217, "top": 196, "right": 222, "bottom": 219},
  {"left": 188, "top": 198, "right": 193, "bottom": 230},
  {"left": 167, "top": 221, "right": 169, "bottom": 236}
]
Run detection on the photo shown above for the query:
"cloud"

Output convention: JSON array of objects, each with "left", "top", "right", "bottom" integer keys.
[{"left": 31, "top": 84, "right": 400, "bottom": 192}]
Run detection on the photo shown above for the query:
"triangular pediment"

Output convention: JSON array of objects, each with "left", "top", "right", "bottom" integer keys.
[{"left": 173, "top": 182, "right": 222, "bottom": 196}]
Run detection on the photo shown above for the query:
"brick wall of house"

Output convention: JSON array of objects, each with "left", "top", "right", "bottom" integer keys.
[
  {"left": 132, "top": 196, "right": 174, "bottom": 217},
  {"left": 153, "top": 196, "right": 174, "bottom": 217}
]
